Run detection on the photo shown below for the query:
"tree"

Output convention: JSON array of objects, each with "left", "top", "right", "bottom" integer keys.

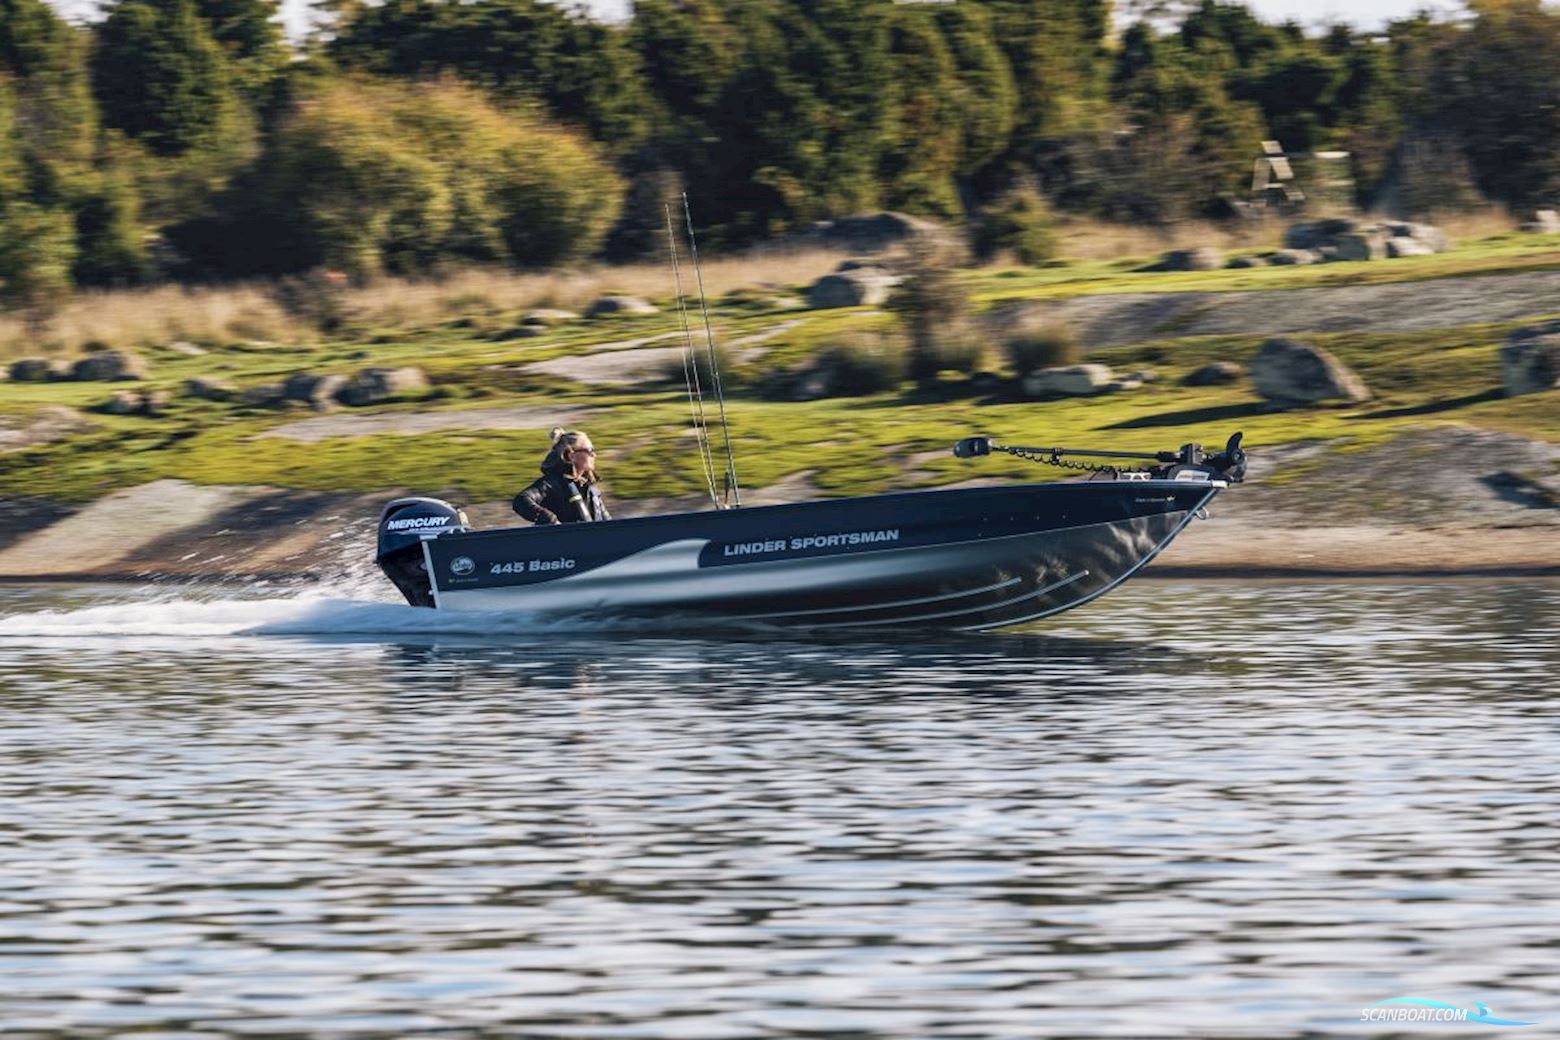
[
  {"left": 186, "top": 78, "right": 625, "bottom": 279},
  {"left": 92, "top": 0, "right": 241, "bottom": 157},
  {"left": 330, "top": 0, "right": 648, "bottom": 153}
]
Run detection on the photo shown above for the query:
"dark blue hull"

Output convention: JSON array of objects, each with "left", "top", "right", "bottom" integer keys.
[{"left": 413, "top": 479, "right": 1220, "bottom": 631}]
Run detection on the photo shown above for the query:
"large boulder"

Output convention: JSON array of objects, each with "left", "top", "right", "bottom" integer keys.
[
  {"left": 1269, "top": 248, "right": 1320, "bottom": 267},
  {"left": 1385, "top": 221, "right": 1450, "bottom": 253},
  {"left": 1022, "top": 363, "right": 1116, "bottom": 398},
  {"left": 1152, "top": 247, "right": 1222, "bottom": 272},
  {"left": 337, "top": 366, "right": 430, "bottom": 406},
  {"left": 7, "top": 358, "right": 56, "bottom": 382},
  {"left": 1226, "top": 255, "right": 1269, "bottom": 269},
  {"left": 584, "top": 296, "right": 658, "bottom": 318},
  {"left": 184, "top": 376, "right": 236, "bottom": 401},
  {"left": 1251, "top": 338, "right": 1370, "bottom": 405},
  {"left": 1332, "top": 231, "right": 1387, "bottom": 262},
  {"left": 98, "top": 388, "right": 170, "bottom": 416},
  {"left": 1386, "top": 237, "right": 1435, "bottom": 258},
  {"left": 806, "top": 269, "right": 899, "bottom": 309},
  {"left": 71, "top": 350, "right": 148, "bottom": 381},
  {"left": 1519, "top": 209, "right": 1560, "bottom": 234},
  {"left": 805, "top": 211, "right": 958, "bottom": 257},
  {"left": 282, "top": 372, "right": 348, "bottom": 412},
  {"left": 239, "top": 383, "right": 287, "bottom": 407},
  {"left": 1500, "top": 322, "right": 1560, "bottom": 397},
  {"left": 1183, "top": 361, "right": 1244, "bottom": 386}
]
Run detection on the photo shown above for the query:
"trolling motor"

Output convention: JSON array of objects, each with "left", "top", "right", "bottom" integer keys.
[{"left": 954, "top": 431, "right": 1247, "bottom": 483}]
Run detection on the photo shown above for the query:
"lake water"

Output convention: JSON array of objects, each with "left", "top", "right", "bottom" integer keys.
[{"left": 0, "top": 579, "right": 1555, "bottom": 1039}]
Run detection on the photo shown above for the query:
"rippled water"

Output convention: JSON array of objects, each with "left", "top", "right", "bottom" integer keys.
[{"left": 0, "top": 580, "right": 1555, "bottom": 1039}]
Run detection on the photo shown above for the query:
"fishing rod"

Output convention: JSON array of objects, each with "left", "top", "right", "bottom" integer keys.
[
  {"left": 683, "top": 194, "right": 742, "bottom": 508},
  {"left": 954, "top": 432, "right": 1248, "bottom": 481},
  {"left": 665, "top": 204, "right": 721, "bottom": 508}
]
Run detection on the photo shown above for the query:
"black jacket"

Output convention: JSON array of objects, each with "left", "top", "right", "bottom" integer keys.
[{"left": 512, "top": 469, "right": 610, "bottom": 525}]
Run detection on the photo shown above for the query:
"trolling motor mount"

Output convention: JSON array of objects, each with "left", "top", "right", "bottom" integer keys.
[{"left": 953, "top": 431, "right": 1247, "bottom": 482}]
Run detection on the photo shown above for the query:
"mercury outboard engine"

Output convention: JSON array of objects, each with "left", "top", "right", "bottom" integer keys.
[{"left": 376, "top": 497, "right": 469, "bottom": 607}]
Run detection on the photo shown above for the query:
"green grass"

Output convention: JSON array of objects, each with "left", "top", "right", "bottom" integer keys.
[{"left": 3, "top": 236, "right": 1558, "bottom": 506}]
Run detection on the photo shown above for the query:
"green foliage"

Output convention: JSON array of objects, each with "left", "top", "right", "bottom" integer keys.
[
  {"left": 0, "top": 201, "right": 77, "bottom": 313},
  {"left": 976, "top": 183, "right": 1057, "bottom": 264},
  {"left": 1429, "top": 0, "right": 1560, "bottom": 207},
  {"left": 1003, "top": 321, "right": 1080, "bottom": 376},
  {"left": 887, "top": 254, "right": 981, "bottom": 385},
  {"left": 329, "top": 0, "right": 648, "bottom": 154},
  {"left": 216, "top": 78, "right": 624, "bottom": 279},
  {"left": 92, "top": 0, "right": 240, "bottom": 157},
  {"left": 815, "top": 331, "right": 908, "bottom": 396}
]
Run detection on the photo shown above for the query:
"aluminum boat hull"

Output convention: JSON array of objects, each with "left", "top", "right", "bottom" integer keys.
[{"left": 414, "top": 479, "right": 1219, "bottom": 631}]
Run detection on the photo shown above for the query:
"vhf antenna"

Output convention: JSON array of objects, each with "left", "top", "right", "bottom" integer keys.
[{"left": 683, "top": 193, "right": 742, "bottom": 508}]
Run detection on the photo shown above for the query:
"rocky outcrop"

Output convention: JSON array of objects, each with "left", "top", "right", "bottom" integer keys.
[
  {"left": 99, "top": 388, "right": 170, "bottom": 416},
  {"left": 1251, "top": 337, "right": 1370, "bottom": 405},
  {"left": 7, "top": 358, "right": 60, "bottom": 382},
  {"left": 72, "top": 350, "right": 148, "bottom": 381},
  {"left": 0, "top": 406, "right": 96, "bottom": 452},
  {"left": 1500, "top": 322, "right": 1560, "bottom": 397},
  {"left": 184, "top": 376, "right": 236, "bottom": 401},
  {"left": 803, "top": 211, "right": 958, "bottom": 257},
  {"left": 1022, "top": 363, "right": 1116, "bottom": 397},
  {"left": 584, "top": 296, "right": 658, "bottom": 318},
  {"left": 1268, "top": 248, "right": 1320, "bottom": 266},
  {"left": 806, "top": 268, "right": 900, "bottom": 309},
  {"left": 1519, "top": 209, "right": 1560, "bottom": 234},
  {"left": 337, "top": 366, "right": 430, "bottom": 406},
  {"left": 1226, "top": 255, "right": 1269, "bottom": 269},
  {"left": 1284, "top": 217, "right": 1449, "bottom": 262},
  {"left": 1150, "top": 247, "right": 1222, "bottom": 272},
  {"left": 282, "top": 372, "right": 348, "bottom": 412},
  {"left": 1183, "top": 361, "right": 1244, "bottom": 386}
]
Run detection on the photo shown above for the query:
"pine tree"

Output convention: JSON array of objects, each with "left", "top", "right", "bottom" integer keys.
[{"left": 92, "top": 0, "right": 239, "bottom": 157}]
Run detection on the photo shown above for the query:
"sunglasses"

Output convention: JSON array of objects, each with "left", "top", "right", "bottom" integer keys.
[{"left": 573, "top": 446, "right": 596, "bottom": 456}]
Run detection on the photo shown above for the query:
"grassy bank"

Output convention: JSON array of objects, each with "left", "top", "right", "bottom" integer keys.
[{"left": 2, "top": 228, "right": 1557, "bottom": 510}]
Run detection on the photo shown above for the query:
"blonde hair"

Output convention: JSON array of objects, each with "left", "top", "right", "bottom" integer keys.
[{"left": 542, "top": 427, "right": 595, "bottom": 481}]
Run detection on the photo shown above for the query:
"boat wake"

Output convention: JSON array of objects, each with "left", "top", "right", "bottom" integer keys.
[{"left": 0, "top": 592, "right": 580, "bottom": 641}]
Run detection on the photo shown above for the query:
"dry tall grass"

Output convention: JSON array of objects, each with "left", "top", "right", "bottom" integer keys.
[
  {"left": 1052, "top": 217, "right": 1284, "bottom": 261},
  {"left": 0, "top": 247, "right": 850, "bottom": 361}
]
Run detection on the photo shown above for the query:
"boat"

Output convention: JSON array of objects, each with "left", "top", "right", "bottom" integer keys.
[{"left": 374, "top": 432, "right": 1246, "bottom": 631}]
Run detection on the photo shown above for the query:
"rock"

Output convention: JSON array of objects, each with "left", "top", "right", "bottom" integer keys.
[
  {"left": 7, "top": 358, "right": 56, "bottom": 382},
  {"left": 72, "top": 350, "right": 148, "bottom": 381},
  {"left": 239, "top": 383, "right": 287, "bottom": 407},
  {"left": 1128, "top": 369, "right": 1162, "bottom": 384},
  {"left": 1315, "top": 245, "right": 1343, "bottom": 263},
  {"left": 184, "top": 377, "right": 235, "bottom": 401},
  {"left": 166, "top": 341, "right": 207, "bottom": 357},
  {"left": 98, "top": 389, "right": 167, "bottom": 416},
  {"left": 1183, "top": 361, "right": 1244, "bottom": 386},
  {"left": 835, "top": 258, "right": 883, "bottom": 272},
  {"left": 584, "top": 296, "right": 658, "bottom": 318},
  {"left": 787, "top": 369, "right": 834, "bottom": 402},
  {"left": 805, "top": 211, "right": 959, "bottom": 257},
  {"left": 1268, "top": 248, "right": 1320, "bottom": 267},
  {"left": 100, "top": 391, "right": 143, "bottom": 415},
  {"left": 282, "top": 372, "right": 348, "bottom": 412},
  {"left": 806, "top": 269, "right": 899, "bottom": 309},
  {"left": 1519, "top": 209, "right": 1560, "bottom": 234},
  {"left": 1386, "top": 237, "right": 1435, "bottom": 258},
  {"left": 1385, "top": 221, "right": 1450, "bottom": 253},
  {"left": 1500, "top": 322, "right": 1560, "bottom": 397},
  {"left": 969, "top": 370, "right": 1005, "bottom": 394},
  {"left": 140, "top": 390, "right": 171, "bottom": 416},
  {"left": 1332, "top": 232, "right": 1387, "bottom": 262},
  {"left": 1152, "top": 247, "right": 1222, "bottom": 272},
  {"left": 337, "top": 366, "right": 430, "bottom": 406},
  {"left": 522, "top": 309, "right": 580, "bottom": 326},
  {"left": 1226, "top": 255, "right": 1269, "bottom": 269},
  {"left": 490, "top": 326, "right": 545, "bottom": 341},
  {"left": 1105, "top": 377, "right": 1144, "bottom": 393},
  {"left": 1284, "top": 218, "right": 1359, "bottom": 250},
  {"left": 1022, "top": 363, "right": 1116, "bottom": 398},
  {"left": 1251, "top": 337, "right": 1370, "bottom": 405}
]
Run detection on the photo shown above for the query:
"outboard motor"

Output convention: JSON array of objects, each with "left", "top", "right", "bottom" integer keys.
[{"left": 376, "top": 497, "right": 468, "bottom": 607}]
